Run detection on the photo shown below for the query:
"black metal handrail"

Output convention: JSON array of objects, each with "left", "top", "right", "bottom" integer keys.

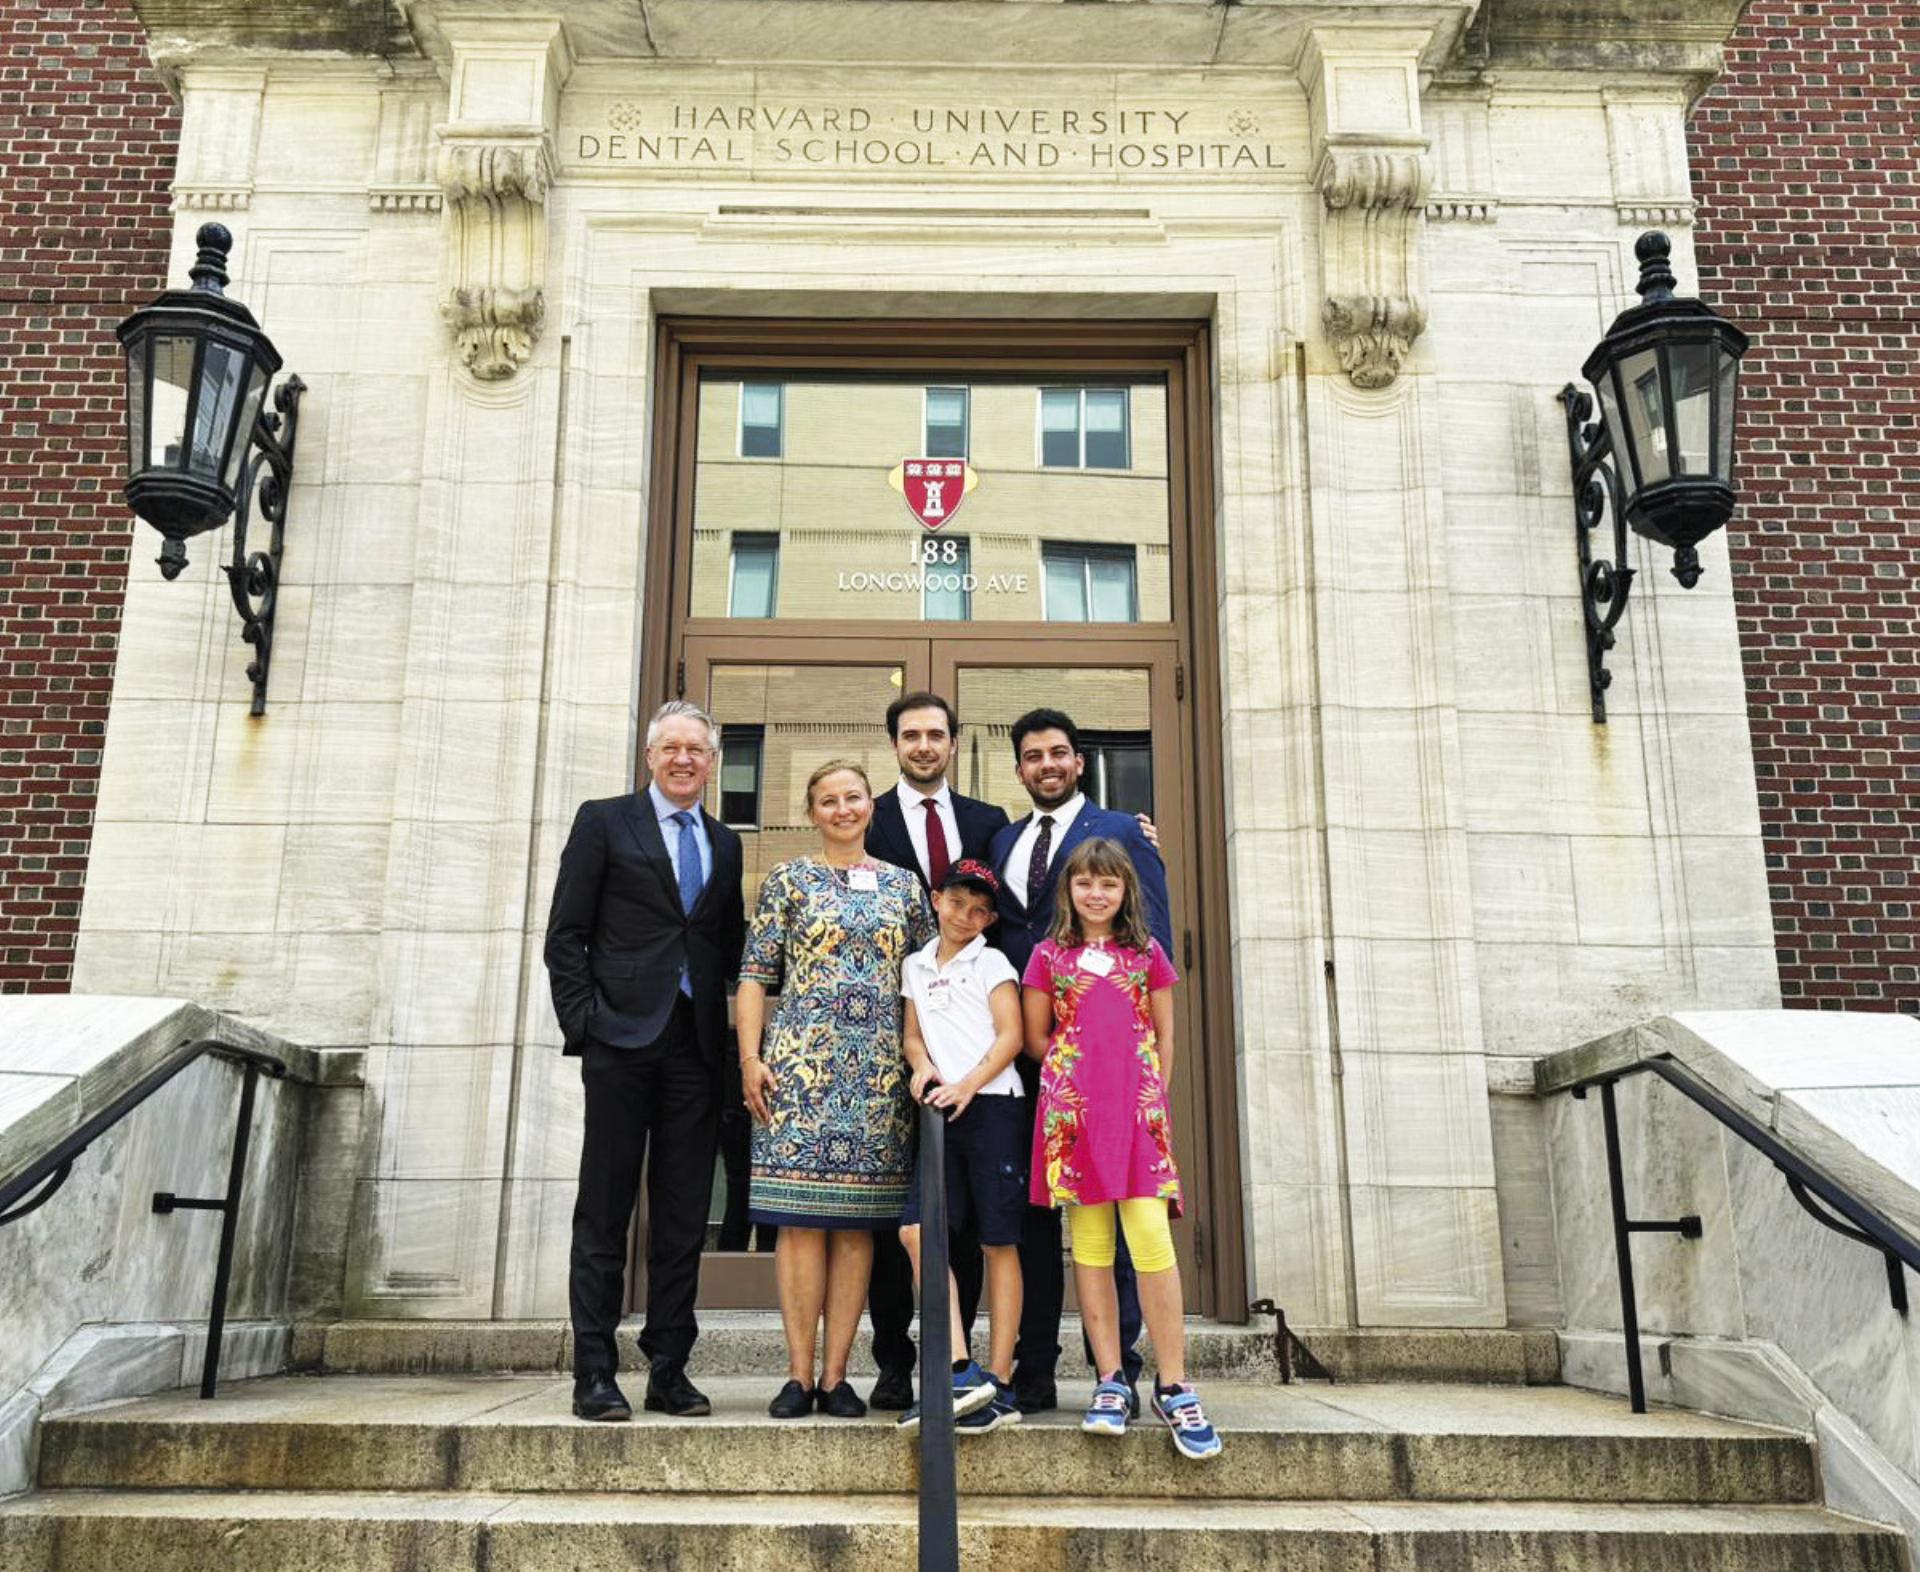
[
  {"left": 1558, "top": 1052, "right": 1919, "bottom": 1412},
  {"left": 916, "top": 1098, "right": 960, "bottom": 1572},
  {"left": 0, "top": 1035, "right": 288, "bottom": 1399}
]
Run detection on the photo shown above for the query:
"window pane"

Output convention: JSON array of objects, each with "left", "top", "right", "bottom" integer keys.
[
  {"left": 189, "top": 341, "right": 245, "bottom": 478},
  {"left": 1043, "top": 550, "right": 1089, "bottom": 621},
  {"left": 1715, "top": 349, "right": 1739, "bottom": 480},
  {"left": 926, "top": 387, "right": 968, "bottom": 458},
  {"left": 1040, "top": 388, "right": 1080, "bottom": 468},
  {"left": 1084, "top": 389, "right": 1129, "bottom": 468},
  {"left": 741, "top": 383, "right": 782, "bottom": 457},
  {"left": 150, "top": 335, "right": 197, "bottom": 469},
  {"left": 1621, "top": 349, "right": 1670, "bottom": 486},
  {"left": 924, "top": 536, "right": 971, "bottom": 621},
  {"left": 1087, "top": 551, "right": 1137, "bottom": 622},
  {"left": 223, "top": 364, "right": 270, "bottom": 491},
  {"left": 719, "top": 730, "right": 763, "bottom": 826},
  {"left": 730, "top": 534, "right": 779, "bottom": 617}
]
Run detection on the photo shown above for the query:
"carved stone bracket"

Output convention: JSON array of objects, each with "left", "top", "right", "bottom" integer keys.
[
  {"left": 1296, "top": 26, "right": 1436, "bottom": 389},
  {"left": 1316, "top": 146, "right": 1431, "bottom": 389},
  {"left": 434, "top": 18, "right": 572, "bottom": 381},
  {"left": 438, "top": 134, "right": 552, "bottom": 380}
]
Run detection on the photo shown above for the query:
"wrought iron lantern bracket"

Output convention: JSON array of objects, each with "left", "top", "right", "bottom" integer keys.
[
  {"left": 1559, "top": 385, "right": 1637, "bottom": 723},
  {"left": 221, "top": 376, "right": 305, "bottom": 716}
]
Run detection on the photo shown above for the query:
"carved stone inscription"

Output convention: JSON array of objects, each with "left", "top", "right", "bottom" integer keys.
[{"left": 563, "top": 83, "right": 1308, "bottom": 177}]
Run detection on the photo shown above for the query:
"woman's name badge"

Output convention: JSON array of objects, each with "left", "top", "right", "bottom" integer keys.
[
  {"left": 848, "top": 867, "right": 879, "bottom": 892},
  {"left": 1078, "top": 948, "right": 1116, "bottom": 977}
]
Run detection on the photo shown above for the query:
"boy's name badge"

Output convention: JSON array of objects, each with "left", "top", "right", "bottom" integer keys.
[
  {"left": 1078, "top": 948, "right": 1116, "bottom": 977},
  {"left": 848, "top": 868, "right": 879, "bottom": 892},
  {"left": 923, "top": 976, "right": 955, "bottom": 1011}
]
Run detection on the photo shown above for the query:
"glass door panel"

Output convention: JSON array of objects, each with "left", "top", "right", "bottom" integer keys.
[{"left": 671, "top": 638, "right": 926, "bottom": 1307}]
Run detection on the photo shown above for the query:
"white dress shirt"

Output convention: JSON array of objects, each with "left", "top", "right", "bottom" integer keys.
[
  {"left": 896, "top": 778, "right": 960, "bottom": 885},
  {"left": 1002, "top": 791, "right": 1087, "bottom": 908}
]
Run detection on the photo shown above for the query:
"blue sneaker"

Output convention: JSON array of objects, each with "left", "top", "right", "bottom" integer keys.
[
  {"left": 951, "top": 1360, "right": 997, "bottom": 1420},
  {"left": 957, "top": 1378, "right": 1023, "bottom": 1434},
  {"left": 1154, "top": 1382, "right": 1223, "bottom": 1461},
  {"left": 899, "top": 1362, "right": 996, "bottom": 1431},
  {"left": 1081, "top": 1378, "right": 1132, "bottom": 1436}
]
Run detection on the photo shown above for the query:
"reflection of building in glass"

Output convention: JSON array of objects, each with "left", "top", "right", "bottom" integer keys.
[
  {"left": 691, "top": 378, "right": 1171, "bottom": 624},
  {"left": 704, "top": 662, "right": 1154, "bottom": 901}
]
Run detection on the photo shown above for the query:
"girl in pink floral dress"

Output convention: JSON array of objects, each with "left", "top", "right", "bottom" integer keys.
[{"left": 1020, "top": 837, "right": 1222, "bottom": 1460}]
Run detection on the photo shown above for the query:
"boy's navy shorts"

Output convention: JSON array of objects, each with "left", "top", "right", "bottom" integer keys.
[{"left": 901, "top": 1092, "right": 1029, "bottom": 1247}]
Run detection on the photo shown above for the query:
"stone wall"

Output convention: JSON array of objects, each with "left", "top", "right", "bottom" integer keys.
[
  {"left": 0, "top": 0, "right": 176, "bottom": 991},
  {"left": 1694, "top": 1, "right": 1920, "bottom": 1015}
]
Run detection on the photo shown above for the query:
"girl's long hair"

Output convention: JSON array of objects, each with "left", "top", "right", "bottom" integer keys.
[{"left": 1048, "top": 837, "right": 1154, "bottom": 953}]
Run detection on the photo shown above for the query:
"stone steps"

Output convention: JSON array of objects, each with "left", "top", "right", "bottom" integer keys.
[
  {"left": 0, "top": 1492, "right": 1902, "bottom": 1572},
  {"left": 32, "top": 1377, "right": 1812, "bottom": 1504},
  {"left": 292, "top": 1315, "right": 1562, "bottom": 1386},
  {"left": 3, "top": 1371, "right": 1906, "bottom": 1572}
]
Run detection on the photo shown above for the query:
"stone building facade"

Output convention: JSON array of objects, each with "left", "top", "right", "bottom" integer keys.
[{"left": 2, "top": 0, "right": 1905, "bottom": 1331}]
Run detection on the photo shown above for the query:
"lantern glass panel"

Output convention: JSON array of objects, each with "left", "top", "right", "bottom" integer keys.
[
  {"left": 1619, "top": 347, "right": 1670, "bottom": 487},
  {"left": 1669, "top": 339, "right": 1716, "bottom": 476},
  {"left": 1715, "top": 345, "right": 1739, "bottom": 481},
  {"left": 189, "top": 340, "right": 247, "bottom": 478},
  {"left": 1596, "top": 371, "right": 1634, "bottom": 491},
  {"left": 125, "top": 337, "right": 148, "bottom": 476},
  {"left": 223, "top": 362, "right": 271, "bottom": 492},
  {"left": 149, "top": 335, "right": 198, "bottom": 471}
]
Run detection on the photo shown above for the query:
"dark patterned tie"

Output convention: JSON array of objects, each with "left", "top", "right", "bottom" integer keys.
[
  {"left": 1027, "top": 814, "right": 1055, "bottom": 912},
  {"left": 922, "top": 798, "right": 951, "bottom": 891}
]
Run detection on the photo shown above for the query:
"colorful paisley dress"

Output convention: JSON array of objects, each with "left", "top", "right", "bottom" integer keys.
[
  {"left": 1021, "top": 937, "right": 1182, "bottom": 1216},
  {"left": 741, "top": 856, "right": 934, "bottom": 1228}
]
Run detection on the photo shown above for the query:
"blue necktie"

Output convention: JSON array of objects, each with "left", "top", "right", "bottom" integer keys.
[{"left": 671, "top": 810, "right": 705, "bottom": 996}]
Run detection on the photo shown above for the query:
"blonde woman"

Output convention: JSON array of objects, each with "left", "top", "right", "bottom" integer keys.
[{"left": 735, "top": 760, "right": 934, "bottom": 1418}]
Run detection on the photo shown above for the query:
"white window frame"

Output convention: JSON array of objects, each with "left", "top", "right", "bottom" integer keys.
[
  {"left": 1034, "top": 386, "right": 1131, "bottom": 471},
  {"left": 737, "top": 381, "right": 784, "bottom": 459},
  {"left": 923, "top": 385, "right": 970, "bottom": 459},
  {"left": 1040, "top": 541, "right": 1138, "bottom": 624},
  {"left": 727, "top": 531, "right": 780, "bottom": 618}
]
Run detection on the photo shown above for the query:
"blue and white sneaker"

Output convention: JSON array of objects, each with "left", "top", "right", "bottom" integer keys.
[
  {"left": 1081, "top": 1378, "right": 1132, "bottom": 1436},
  {"left": 957, "top": 1378, "right": 1023, "bottom": 1434},
  {"left": 1154, "top": 1382, "right": 1223, "bottom": 1460},
  {"left": 898, "top": 1362, "right": 997, "bottom": 1432}
]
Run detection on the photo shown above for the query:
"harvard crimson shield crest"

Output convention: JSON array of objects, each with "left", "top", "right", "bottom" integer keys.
[{"left": 887, "top": 458, "right": 979, "bottom": 531}]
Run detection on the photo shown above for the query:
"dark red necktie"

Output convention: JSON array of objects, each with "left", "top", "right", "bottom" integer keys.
[
  {"left": 1027, "top": 814, "right": 1055, "bottom": 910},
  {"left": 922, "top": 798, "right": 951, "bottom": 890}
]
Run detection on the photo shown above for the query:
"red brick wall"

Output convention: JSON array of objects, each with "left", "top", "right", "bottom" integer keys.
[
  {"left": 1692, "top": 1, "right": 1920, "bottom": 1013},
  {"left": 0, "top": 1, "right": 176, "bottom": 990}
]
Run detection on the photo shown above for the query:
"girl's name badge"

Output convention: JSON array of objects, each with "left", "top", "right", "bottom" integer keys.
[
  {"left": 848, "top": 868, "right": 879, "bottom": 892},
  {"left": 1078, "top": 948, "right": 1116, "bottom": 978},
  {"left": 922, "top": 976, "right": 955, "bottom": 1012}
]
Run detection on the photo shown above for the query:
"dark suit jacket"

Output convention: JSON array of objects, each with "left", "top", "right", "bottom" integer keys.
[
  {"left": 544, "top": 793, "right": 746, "bottom": 1057},
  {"left": 867, "top": 784, "right": 1011, "bottom": 891},
  {"left": 987, "top": 803, "right": 1174, "bottom": 978}
]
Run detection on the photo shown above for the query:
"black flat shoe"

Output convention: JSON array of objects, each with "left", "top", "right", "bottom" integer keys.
[
  {"left": 644, "top": 1367, "right": 712, "bottom": 1417},
  {"left": 816, "top": 1379, "right": 868, "bottom": 1419},
  {"left": 571, "top": 1370, "right": 632, "bottom": 1422},
  {"left": 869, "top": 1367, "right": 915, "bottom": 1411},
  {"left": 768, "top": 1379, "right": 816, "bottom": 1419}
]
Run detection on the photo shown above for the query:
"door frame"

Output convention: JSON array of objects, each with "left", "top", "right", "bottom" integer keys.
[{"left": 640, "top": 316, "right": 1247, "bottom": 1321}]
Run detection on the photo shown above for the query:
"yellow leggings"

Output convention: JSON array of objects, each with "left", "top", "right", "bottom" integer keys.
[{"left": 1066, "top": 1199, "right": 1177, "bottom": 1274}]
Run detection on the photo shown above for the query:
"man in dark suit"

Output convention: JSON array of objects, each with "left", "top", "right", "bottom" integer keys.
[
  {"left": 860, "top": 690, "right": 1008, "bottom": 1409},
  {"left": 545, "top": 700, "right": 746, "bottom": 1422},
  {"left": 988, "top": 706, "right": 1173, "bottom": 1415}
]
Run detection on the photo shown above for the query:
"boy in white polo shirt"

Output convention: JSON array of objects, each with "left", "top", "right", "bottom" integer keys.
[{"left": 897, "top": 859, "right": 1026, "bottom": 1433}]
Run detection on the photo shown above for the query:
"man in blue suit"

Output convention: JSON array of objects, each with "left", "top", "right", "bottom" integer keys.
[
  {"left": 861, "top": 691, "right": 1009, "bottom": 1410},
  {"left": 988, "top": 706, "right": 1172, "bottom": 1414}
]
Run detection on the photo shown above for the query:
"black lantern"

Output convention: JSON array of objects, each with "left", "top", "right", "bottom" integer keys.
[
  {"left": 116, "top": 223, "right": 304, "bottom": 715},
  {"left": 1559, "top": 231, "right": 1750, "bottom": 722}
]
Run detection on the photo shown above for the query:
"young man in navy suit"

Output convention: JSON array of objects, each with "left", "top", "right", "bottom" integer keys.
[
  {"left": 545, "top": 701, "right": 747, "bottom": 1423},
  {"left": 861, "top": 691, "right": 1009, "bottom": 1409},
  {"left": 988, "top": 706, "right": 1173, "bottom": 1414}
]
